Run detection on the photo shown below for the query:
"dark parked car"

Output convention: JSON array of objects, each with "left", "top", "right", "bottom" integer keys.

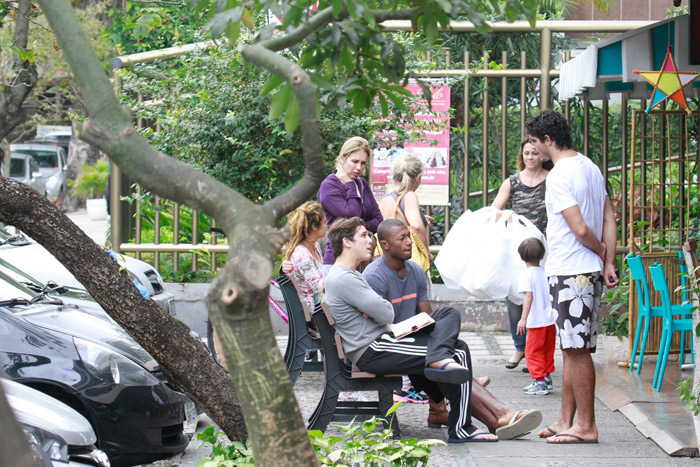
[{"left": 0, "top": 272, "right": 191, "bottom": 465}]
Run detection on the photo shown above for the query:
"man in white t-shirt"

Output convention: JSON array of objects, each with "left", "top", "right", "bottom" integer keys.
[{"left": 525, "top": 109, "right": 619, "bottom": 445}]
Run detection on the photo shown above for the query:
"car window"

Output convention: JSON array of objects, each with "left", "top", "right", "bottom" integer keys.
[
  {"left": 29, "top": 158, "right": 39, "bottom": 173},
  {"left": 10, "top": 159, "right": 25, "bottom": 178},
  {"left": 17, "top": 150, "right": 58, "bottom": 169}
]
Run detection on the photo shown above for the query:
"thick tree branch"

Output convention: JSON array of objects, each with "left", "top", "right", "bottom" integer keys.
[
  {"left": 37, "top": 0, "right": 257, "bottom": 237},
  {"left": 0, "top": 177, "right": 248, "bottom": 441},
  {"left": 242, "top": 44, "right": 325, "bottom": 221},
  {"left": 261, "top": 4, "right": 419, "bottom": 52}
]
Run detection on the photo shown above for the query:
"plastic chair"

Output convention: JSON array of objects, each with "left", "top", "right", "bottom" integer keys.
[
  {"left": 647, "top": 263, "right": 694, "bottom": 392},
  {"left": 626, "top": 254, "right": 692, "bottom": 373},
  {"left": 626, "top": 254, "right": 662, "bottom": 373}
]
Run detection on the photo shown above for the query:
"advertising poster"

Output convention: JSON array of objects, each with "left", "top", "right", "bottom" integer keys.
[{"left": 371, "top": 82, "right": 450, "bottom": 206}]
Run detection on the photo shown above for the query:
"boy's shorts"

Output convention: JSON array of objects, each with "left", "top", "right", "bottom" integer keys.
[{"left": 549, "top": 272, "right": 603, "bottom": 353}]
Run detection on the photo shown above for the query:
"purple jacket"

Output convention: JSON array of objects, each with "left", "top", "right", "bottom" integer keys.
[{"left": 317, "top": 174, "right": 383, "bottom": 265}]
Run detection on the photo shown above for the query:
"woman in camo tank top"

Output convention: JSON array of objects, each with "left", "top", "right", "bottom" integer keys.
[{"left": 492, "top": 138, "right": 551, "bottom": 370}]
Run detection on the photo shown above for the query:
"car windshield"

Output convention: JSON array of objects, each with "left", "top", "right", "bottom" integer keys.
[
  {"left": 14, "top": 150, "right": 58, "bottom": 169},
  {"left": 0, "top": 272, "right": 32, "bottom": 301},
  {"left": 9, "top": 159, "right": 25, "bottom": 177}
]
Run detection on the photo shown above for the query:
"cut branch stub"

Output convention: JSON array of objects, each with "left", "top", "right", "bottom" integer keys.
[
  {"left": 237, "top": 252, "right": 272, "bottom": 291},
  {"left": 221, "top": 285, "right": 238, "bottom": 305}
]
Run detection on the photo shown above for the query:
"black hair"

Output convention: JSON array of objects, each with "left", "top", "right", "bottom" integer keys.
[
  {"left": 518, "top": 237, "right": 545, "bottom": 263},
  {"left": 524, "top": 109, "right": 573, "bottom": 151},
  {"left": 377, "top": 218, "right": 406, "bottom": 243}
]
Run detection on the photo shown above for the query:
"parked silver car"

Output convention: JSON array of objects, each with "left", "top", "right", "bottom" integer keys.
[
  {"left": 10, "top": 152, "right": 47, "bottom": 196},
  {"left": 11, "top": 143, "right": 68, "bottom": 200},
  {"left": 3, "top": 378, "right": 110, "bottom": 466},
  {"left": 0, "top": 227, "right": 175, "bottom": 315}
]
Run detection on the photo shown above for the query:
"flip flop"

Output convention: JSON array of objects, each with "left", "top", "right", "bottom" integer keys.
[
  {"left": 546, "top": 433, "right": 598, "bottom": 444},
  {"left": 538, "top": 426, "right": 558, "bottom": 438},
  {"left": 448, "top": 427, "right": 498, "bottom": 443},
  {"left": 424, "top": 362, "right": 471, "bottom": 384},
  {"left": 495, "top": 409, "right": 542, "bottom": 440}
]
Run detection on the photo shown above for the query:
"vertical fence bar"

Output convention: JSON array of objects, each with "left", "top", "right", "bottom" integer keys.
[
  {"left": 583, "top": 97, "right": 590, "bottom": 157},
  {"left": 640, "top": 99, "right": 647, "bottom": 231},
  {"left": 191, "top": 209, "right": 199, "bottom": 272},
  {"left": 630, "top": 112, "right": 637, "bottom": 250},
  {"left": 154, "top": 196, "right": 161, "bottom": 270},
  {"left": 620, "top": 92, "right": 628, "bottom": 247},
  {"left": 110, "top": 71, "right": 124, "bottom": 254},
  {"left": 134, "top": 186, "right": 142, "bottom": 260},
  {"left": 501, "top": 51, "right": 508, "bottom": 182},
  {"left": 540, "top": 28, "right": 552, "bottom": 110},
  {"left": 443, "top": 50, "right": 451, "bottom": 236},
  {"left": 602, "top": 99, "right": 609, "bottom": 182},
  {"left": 563, "top": 51, "right": 571, "bottom": 120},
  {"left": 210, "top": 218, "right": 217, "bottom": 272},
  {"left": 659, "top": 108, "right": 667, "bottom": 234},
  {"left": 463, "top": 51, "right": 471, "bottom": 211},
  {"left": 173, "top": 203, "right": 180, "bottom": 272},
  {"left": 482, "top": 51, "right": 489, "bottom": 206},
  {"left": 520, "top": 51, "right": 527, "bottom": 138}
]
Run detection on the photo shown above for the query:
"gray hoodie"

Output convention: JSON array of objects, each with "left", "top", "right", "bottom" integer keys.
[{"left": 325, "top": 264, "right": 394, "bottom": 363}]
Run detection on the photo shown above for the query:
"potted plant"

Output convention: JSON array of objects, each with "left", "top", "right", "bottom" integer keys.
[
  {"left": 600, "top": 268, "right": 631, "bottom": 364},
  {"left": 69, "top": 159, "right": 109, "bottom": 220}
]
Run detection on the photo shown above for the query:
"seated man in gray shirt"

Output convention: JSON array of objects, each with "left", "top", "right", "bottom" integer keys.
[
  {"left": 325, "top": 217, "right": 497, "bottom": 442},
  {"left": 364, "top": 219, "right": 543, "bottom": 439}
]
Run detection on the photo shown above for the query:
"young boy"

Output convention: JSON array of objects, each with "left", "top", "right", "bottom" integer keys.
[{"left": 516, "top": 237, "right": 556, "bottom": 396}]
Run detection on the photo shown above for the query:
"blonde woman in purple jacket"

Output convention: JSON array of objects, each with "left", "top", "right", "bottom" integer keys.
[{"left": 317, "top": 136, "right": 383, "bottom": 275}]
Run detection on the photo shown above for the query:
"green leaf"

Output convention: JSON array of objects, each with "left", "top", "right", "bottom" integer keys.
[
  {"left": 206, "top": 7, "right": 243, "bottom": 38},
  {"left": 260, "top": 75, "right": 285, "bottom": 96},
  {"left": 285, "top": 92, "right": 300, "bottom": 132},
  {"left": 269, "top": 84, "right": 291, "bottom": 120},
  {"left": 224, "top": 21, "right": 240, "bottom": 44},
  {"left": 309, "top": 73, "right": 332, "bottom": 90},
  {"left": 332, "top": 0, "right": 343, "bottom": 18},
  {"left": 385, "top": 400, "right": 402, "bottom": 416},
  {"left": 378, "top": 93, "right": 389, "bottom": 117}
]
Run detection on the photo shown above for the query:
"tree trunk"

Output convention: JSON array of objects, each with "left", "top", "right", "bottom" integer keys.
[
  {"left": 0, "top": 177, "right": 247, "bottom": 442},
  {"left": 0, "top": 0, "right": 38, "bottom": 142},
  {"left": 37, "top": 0, "right": 323, "bottom": 463},
  {"left": 0, "top": 383, "right": 36, "bottom": 467}
]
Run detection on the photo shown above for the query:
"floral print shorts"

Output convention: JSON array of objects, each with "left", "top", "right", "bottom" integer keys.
[{"left": 549, "top": 272, "right": 603, "bottom": 353}]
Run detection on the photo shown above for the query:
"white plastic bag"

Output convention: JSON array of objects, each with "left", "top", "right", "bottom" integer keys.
[
  {"left": 435, "top": 206, "right": 501, "bottom": 290},
  {"left": 435, "top": 207, "right": 546, "bottom": 303}
]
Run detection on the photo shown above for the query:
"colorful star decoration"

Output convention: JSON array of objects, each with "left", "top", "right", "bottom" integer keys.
[{"left": 634, "top": 46, "right": 699, "bottom": 114}]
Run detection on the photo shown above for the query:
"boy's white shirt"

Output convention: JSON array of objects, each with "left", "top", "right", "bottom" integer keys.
[{"left": 518, "top": 266, "right": 556, "bottom": 329}]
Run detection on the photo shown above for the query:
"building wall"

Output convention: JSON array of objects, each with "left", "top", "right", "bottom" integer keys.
[{"left": 566, "top": 0, "right": 675, "bottom": 21}]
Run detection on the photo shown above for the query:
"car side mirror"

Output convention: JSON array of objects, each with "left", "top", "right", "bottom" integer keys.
[{"left": 32, "top": 171, "right": 43, "bottom": 179}]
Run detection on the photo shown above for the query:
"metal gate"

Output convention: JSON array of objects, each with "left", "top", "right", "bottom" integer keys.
[{"left": 628, "top": 109, "right": 699, "bottom": 354}]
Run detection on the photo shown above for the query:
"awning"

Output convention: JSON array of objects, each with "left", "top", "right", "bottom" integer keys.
[{"left": 557, "top": 15, "right": 700, "bottom": 100}]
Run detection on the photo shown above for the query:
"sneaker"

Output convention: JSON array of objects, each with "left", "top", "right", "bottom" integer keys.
[
  {"left": 544, "top": 375, "right": 553, "bottom": 391},
  {"left": 393, "top": 386, "right": 428, "bottom": 404},
  {"left": 522, "top": 380, "right": 549, "bottom": 395}
]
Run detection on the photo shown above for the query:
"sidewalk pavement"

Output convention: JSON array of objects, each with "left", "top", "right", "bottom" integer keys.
[{"left": 163, "top": 332, "right": 697, "bottom": 467}]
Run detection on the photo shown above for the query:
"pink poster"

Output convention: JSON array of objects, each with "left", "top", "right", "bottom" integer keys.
[{"left": 371, "top": 82, "right": 450, "bottom": 205}]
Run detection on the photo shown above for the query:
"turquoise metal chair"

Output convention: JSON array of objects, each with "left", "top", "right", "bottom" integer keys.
[
  {"left": 647, "top": 262, "right": 694, "bottom": 392},
  {"left": 626, "top": 254, "right": 662, "bottom": 373},
  {"left": 627, "top": 254, "right": 693, "bottom": 373}
]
